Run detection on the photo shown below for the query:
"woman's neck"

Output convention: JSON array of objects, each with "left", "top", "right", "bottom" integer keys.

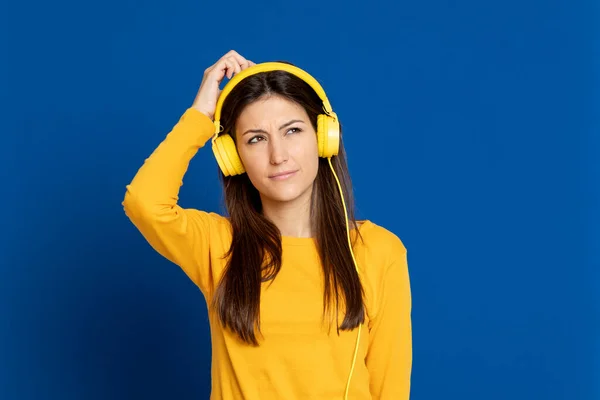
[{"left": 260, "top": 190, "right": 313, "bottom": 238}]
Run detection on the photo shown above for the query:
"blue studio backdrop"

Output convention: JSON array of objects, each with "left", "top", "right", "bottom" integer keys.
[{"left": 2, "top": 0, "right": 598, "bottom": 399}]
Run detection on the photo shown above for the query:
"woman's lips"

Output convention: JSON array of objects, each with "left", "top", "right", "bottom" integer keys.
[{"left": 269, "top": 170, "right": 298, "bottom": 180}]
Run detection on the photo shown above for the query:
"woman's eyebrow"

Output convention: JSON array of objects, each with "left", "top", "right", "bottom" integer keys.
[{"left": 242, "top": 119, "right": 305, "bottom": 136}]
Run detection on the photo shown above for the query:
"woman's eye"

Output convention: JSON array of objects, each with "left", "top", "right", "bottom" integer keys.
[
  {"left": 247, "top": 128, "right": 300, "bottom": 144},
  {"left": 248, "top": 136, "right": 265, "bottom": 144}
]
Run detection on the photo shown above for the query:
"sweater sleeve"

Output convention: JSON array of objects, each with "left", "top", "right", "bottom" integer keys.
[
  {"left": 365, "top": 239, "right": 412, "bottom": 400},
  {"left": 122, "top": 107, "right": 218, "bottom": 294}
]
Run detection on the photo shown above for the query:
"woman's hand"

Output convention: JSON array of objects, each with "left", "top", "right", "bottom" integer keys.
[{"left": 191, "top": 50, "right": 255, "bottom": 120}]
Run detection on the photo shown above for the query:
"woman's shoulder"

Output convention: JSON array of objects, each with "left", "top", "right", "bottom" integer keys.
[
  {"left": 355, "top": 220, "right": 410, "bottom": 319},
  {"left": 185, "top": 209, "right": 232, "bottom": 234},
  {"left": 356, "top": 219, "right": 407, "bottom": 256},
  {"left": 354, "top": 219, "right": 408, "bottom": 275}
]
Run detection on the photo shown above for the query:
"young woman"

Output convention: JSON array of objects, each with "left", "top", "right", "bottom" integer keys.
[{"left": 122, "top": 50, "right": 412, "bottom": 399}]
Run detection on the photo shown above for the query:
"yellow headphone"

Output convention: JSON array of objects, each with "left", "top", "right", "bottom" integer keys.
[
  {"left": 211, "top": 62, "right": 341, "bottom": 176},
  {"left": 211, "top": 62, "right": 362, "bottom": 400}
]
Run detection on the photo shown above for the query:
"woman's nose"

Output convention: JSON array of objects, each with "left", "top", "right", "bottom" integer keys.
[{"left": 269, "top": 137, "right": 289, "bottom": 165}]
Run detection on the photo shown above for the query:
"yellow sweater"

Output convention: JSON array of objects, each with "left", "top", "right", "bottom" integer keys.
[{"left": 122, "top": 107, "right": 412, "bottom": 399}]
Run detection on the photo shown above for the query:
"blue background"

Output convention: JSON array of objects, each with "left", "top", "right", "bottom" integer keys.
[{"left": 2, "top": 0, "right": 598, "bottom": 399}]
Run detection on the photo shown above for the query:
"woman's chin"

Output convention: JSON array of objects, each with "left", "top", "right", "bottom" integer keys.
[{"left": 260, "top": 185, "right": 312, "bottom": 205}]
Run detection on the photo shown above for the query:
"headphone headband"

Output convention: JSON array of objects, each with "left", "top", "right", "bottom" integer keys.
[{"left": 212, "top": 62, "right": 335, "bottom": 135}]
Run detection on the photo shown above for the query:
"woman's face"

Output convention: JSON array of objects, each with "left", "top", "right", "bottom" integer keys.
[{"left": 234, "top": 95, "right": 319, "bottom": 204}]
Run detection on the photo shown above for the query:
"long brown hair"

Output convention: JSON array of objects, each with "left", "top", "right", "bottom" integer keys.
[{"left": 211, "top": 63, "right": 365, "bottom": 345}]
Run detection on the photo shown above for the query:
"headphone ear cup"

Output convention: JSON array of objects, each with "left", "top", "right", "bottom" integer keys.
[
  {"left": 317, "top": 114, "right": 340, "bottom": 158},
  {"left": 212, "top": 134, "right": 245, "bottom": 176}
]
